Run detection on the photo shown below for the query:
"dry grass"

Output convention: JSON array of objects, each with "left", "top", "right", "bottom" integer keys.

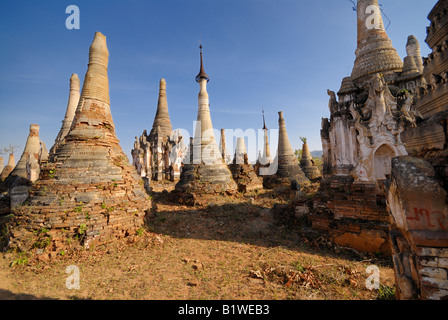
[{"left": 0, "top": 182, "right": 395, "bottom": 300}]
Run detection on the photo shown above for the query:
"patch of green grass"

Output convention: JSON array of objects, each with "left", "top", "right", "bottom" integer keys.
[{"left": 376, "top": 284, "right": 396, "bottom": 300}]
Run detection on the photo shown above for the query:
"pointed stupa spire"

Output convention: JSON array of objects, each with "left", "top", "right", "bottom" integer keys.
[
  {"left": 9, "top": 124, "right": 42, "bottom": 181},
  {"left": 260, "top": 110, "right": 272, "bottom": 164},
  {"left": 300, "top": 138, "right": 322, "bottom": 181},
  {"left": 351, "top": 0, "right": 403, "bottom": 85},
  {"left": 57, "top": 32, "right": 119, "bottom": 161},
  {"left": 193, "top": 45, "right": 221, "bottom": 165},
  {"left": 0, "top": 157, "right": 3, "bottom": 174},
  {"left": 263, "top": 112, "right": 309, "bottom": 190},
  {"left": 149, "top": 78, "right": 173, "bottom": 141},
  {"left": 8, "top": 32, "right": 151, "bottom": 252},
  {"left": 196, "top": 44, "right": 210, "bottom": 83},
  {"left": 50, "top": 73, "right": 81, "bottom": 157},
  {"left": 403, "top": 35, "right": 424, "bottom": 75},
  {"left": 262, "top": 109, "right": 268, "bottom": 131}
]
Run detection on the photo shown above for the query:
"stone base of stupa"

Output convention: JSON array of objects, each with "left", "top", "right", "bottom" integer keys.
[
  {"left": 173, "top": 164, "right": 238, "bottom": 205},
  {"left": 229, "top": 164, "right": 263, "bottom": 193},
  {"left": 301, "top": 165, "right": 322, "bottom": 181},
  {"left": 5, "top": 161, "right": 150, "bottom": 252},
  {"left": 263, "top": 164, "right": 310, "bottom": 191}
]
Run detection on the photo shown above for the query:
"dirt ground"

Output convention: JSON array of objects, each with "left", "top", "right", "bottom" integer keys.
[{"left": 0, "top": 182, "right": 396, "bottom": 300}]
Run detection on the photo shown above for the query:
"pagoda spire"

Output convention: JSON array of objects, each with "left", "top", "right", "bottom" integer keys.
[
  {"left": 196, "top": 44, "right": 210, "bottom": 83},
  {"left": 149, "top": 78, "right": 173, "bottom": 140},
  {"left": 351, "top": 0, "right": 403, "bottom": 85}
]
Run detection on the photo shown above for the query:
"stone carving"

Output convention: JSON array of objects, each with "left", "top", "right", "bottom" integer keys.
[
  {"left": 132, "top": 79, "right": 181, "bottom": 182},
  {"left": 351, "top": 0, "right": 404, "bottom": 87},
  {"left": 387, "top": 0, "right": 448, "bottom": 300}
]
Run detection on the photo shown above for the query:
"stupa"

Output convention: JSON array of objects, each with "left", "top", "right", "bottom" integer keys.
[
  {"left": 229, "top": 138, "right": 263, "bottom": 193},
  {"left": 174, "top": 45, "right": 237, "bottom": 202},
  {"left": 263, "top": 111, "right": 310, "bottom": 191},
  {"left": 7, "top": 32, "right": 151, "bottom": 252},
  {"left": 0, "top": 154, "right": 15, "bottom": 182},
  {"left": 49, "top": 73, "right": 81, "bottom": 158},
  {"left": 299, "top": 139, "right": 321, "bottom": 181}
]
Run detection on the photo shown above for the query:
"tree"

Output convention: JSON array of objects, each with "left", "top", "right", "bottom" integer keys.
[{"left": 0, "top": 144, "right": 20, "bottom": 156}]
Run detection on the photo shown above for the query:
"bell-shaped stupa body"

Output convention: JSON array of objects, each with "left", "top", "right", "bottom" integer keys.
[
  {"left": 263, "top": 112, "right": 310, "bottom": 190},
  {"left": 300, "top": 141, "right": 322, "bottom": 181},
  {"left": 175, "top": 46, "right": 237, "bottom": 201},
  {"left": 0, "top": 154, "right": 14, "bottom": 182},
  {"left": 400, "top": 35, "right": 424, "bottom": 79},
  {"left": 7, "top": 32, "right": 151, "bottom": 252},
  {"left": 8, "top": 125, "right": 42, "bottom": 183},
  {"left": 148, "top": 78, "right": 173, "bottom": 142},
  {"left": 50, "top": 73, "right": 81, "bottom": 157},
  {"left": 351, "top": 0, "right": 403, "bottom": 86}
]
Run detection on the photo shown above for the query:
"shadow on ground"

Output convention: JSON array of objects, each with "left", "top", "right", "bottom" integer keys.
[{"left": 146, "top": 186, "right": 385, "bottom": 265}]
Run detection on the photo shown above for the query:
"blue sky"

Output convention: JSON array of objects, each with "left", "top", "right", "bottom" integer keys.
[{"left": 0, "top": 0, "right": 438, "bottom": 162}]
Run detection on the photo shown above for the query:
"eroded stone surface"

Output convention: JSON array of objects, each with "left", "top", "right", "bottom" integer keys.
[{"left": 6, "top": 32, "right": 150, "bottom": 252}]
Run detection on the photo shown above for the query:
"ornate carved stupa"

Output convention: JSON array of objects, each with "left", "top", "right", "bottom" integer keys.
[
  {"left": 132, "top": 79, "right": 186, "bottom": 183},
  {"left": 351, "top": 0, "right": 404, "bottom": 87},
  {"left": 386, "top": 0, "right": 448, "bottom": 300},
  {"left": 263, "top": 112, "right": 310, "bottom": 190},
  {"left": 313, "top": 0, "right": 425, "bottom": 255},
  {"left": 49, "top": 73, "right": 81, "bottom": 158},
  {"left": 174, "top": 46, "right": 237, "bottom": 201},
  {"left": 7, "top": 32, "right": 151, "bottom": 252}
]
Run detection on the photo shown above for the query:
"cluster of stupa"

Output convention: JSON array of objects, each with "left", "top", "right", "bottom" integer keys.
[
  {"left": 2, "top": 32, "right": 150, "bottom": 252},
  {"left": 310, "top": 0, "right": 448, "bottom": 300},
  {"left": 132, "top": 45, "right": 320, "bottom": 202}
]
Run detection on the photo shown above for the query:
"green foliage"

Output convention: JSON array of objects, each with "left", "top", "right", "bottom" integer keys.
[
  {"left": 136, "top": 228, "right": 144, "bottom": 236},
  {"left": 376, "top": 284, "right": 396, "bottom": 300},
  {"left": 10, "top": 253, "right": 29, "bottom": 267}
]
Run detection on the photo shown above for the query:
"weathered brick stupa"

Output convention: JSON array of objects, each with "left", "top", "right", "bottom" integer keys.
[
  {"left": 263, "top": 111, "right": 310, "bottom": 191},
  {"left": 387, "top": 0, "right": 448, "bottom": 300},
  {"left": 299, "top": 138, "right": 321, "bottom": 181},
  {"left": 229, "top": 137, "right": 263, "bottom": 193},
  {"left": 312, "top": 0, "right": 425, "bottom": 255},
  {"left": 174, "top": 46, "right": 237, "bottom": 202},
  {"left": 0, "top": 157, "right": 3, "bottom": 177},
  {"left": 6, "top": 32, "right": 151, "bottom": 252},
  {"left": 351, "top": 0, "right": 404, "bottom": 87},
  {"left": 0, "top": 154, "right": 15, "bottom": 182},
  {"left": 5, "top": 124, "right": 48, "bottom": 208},
  {"left": 49, "top": 73, "right": 81, "bottom": 158}
]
